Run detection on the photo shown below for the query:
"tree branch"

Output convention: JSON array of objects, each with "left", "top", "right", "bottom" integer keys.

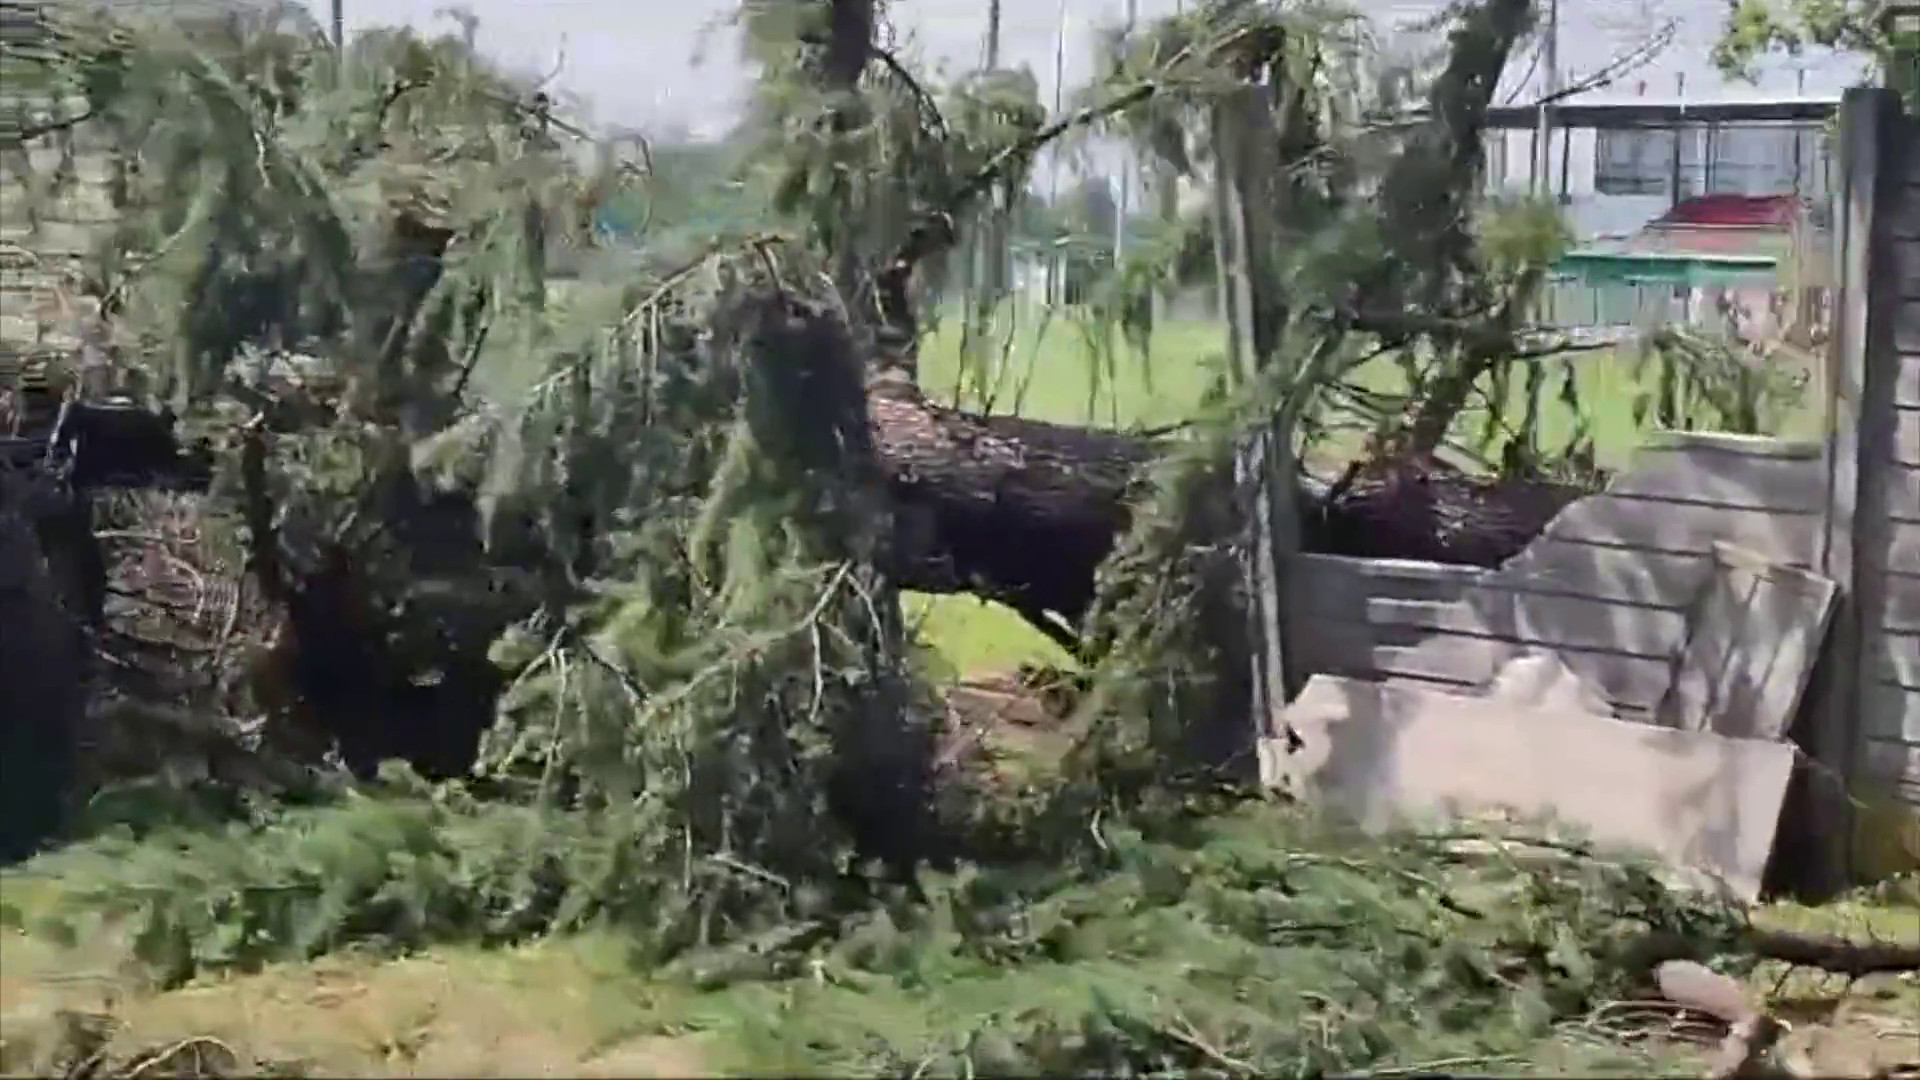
[
  {"left": 1526, "top": 20, "right": 1678, "bottom": 109},
  {"left": 871, "top": 24, "right": 1263, "bottom": 341},
  {"left": 872, "top": 44, "right": 948, "bottom": 141},
  {"left": 12, "top": 108, "right": 94, "bottom": 143},
  {"left": 875, "top": 79, "right": 1162, "bottom": 338},
  {"left": 1742, "top": 927, "right": 1920, "bottom": 977}
]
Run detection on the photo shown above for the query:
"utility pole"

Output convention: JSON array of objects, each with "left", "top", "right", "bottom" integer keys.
[
  {"left": 1531, "top": 0, "right": 1559, "bottom": 195},
  {"left": 331, "top": 0, "right": 344, "bottom": 53},
  {"left": 1115, "top": 0, "right": 1137, "bottom": 269},
  {"left": 1526, "top": 0, "right": 1560, "bottom": 457},
  {"left": 1047, "top": 0, "right": 1068, "bottom": 306},
  {"left": 981, "top": 0, "right": 1004, "bottom": 307},
  {"left": 1156, "top": 0, "right": 1184, "bottom": 324}
]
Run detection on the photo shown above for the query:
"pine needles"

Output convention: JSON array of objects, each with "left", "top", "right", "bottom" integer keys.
[{"left": 11, "top": 796, "right": 1750, "bottom": 1075}]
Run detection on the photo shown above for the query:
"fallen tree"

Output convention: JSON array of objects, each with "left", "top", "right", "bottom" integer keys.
[
  {"left": 833, "top": 0, "right": 1594, "bottom": 650},
  {"left": 0, "top": 0, "right": 1606, "bottom": 813},
  {"left": 869, "top": 367, "right": 1586, "bottom": 650}
]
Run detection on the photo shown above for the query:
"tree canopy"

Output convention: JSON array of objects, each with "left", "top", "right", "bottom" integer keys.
[{"left": 1715, "top": 0, "right": 1920, "bottom": 104}]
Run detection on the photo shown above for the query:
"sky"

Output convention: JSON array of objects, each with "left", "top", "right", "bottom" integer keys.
[{"left": 296, "top": 0, "right": 1872, "bottom": 141}]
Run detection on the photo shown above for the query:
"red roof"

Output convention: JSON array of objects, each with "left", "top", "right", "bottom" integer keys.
[
  {"left": 1623, "top": 225, "right": 1795, "bottom": 258},
  {"left": 1651, "top": 194, "right": 1800, "bottom": 229}
]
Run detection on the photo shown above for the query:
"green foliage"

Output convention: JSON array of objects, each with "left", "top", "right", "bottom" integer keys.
[
  {"left": 18, "top": 3, "right": 570, "bottom": 411},
  {"left": 1715, "top": 0, "right": 1919, "bottom": 107},
  {"left": 1475, "top": 196, "right": 1574, "bottom": 279},
  {"left": 415, "top": 261, "right": 936, "bottom": 962},
  {"left": 1633, "top": 325, "right": 1811, "bottom": 436},
  {"left": 1077, "top": 0, "right": 1606, "bottom": 473},
  {"left": 23, "top": 782, "right": 616, "bottom": 987},
  {"left": 736, "top": 0, "right": 943, "bottom": 288},
  {"left": 1062, "top": 323, "right": 1382, "bottom": 806},
  {"left": 16, "top": 796, "right": 1745, "bottom": 1075},
  {"left": 10, "top": 0, "right": 937, "bottom": 967},
  {"left": 593, "top": 139, "right": 785, "bottom": 255},
  {"left": 808, "top": 811, "right": 1744, "bottom": 1076}
]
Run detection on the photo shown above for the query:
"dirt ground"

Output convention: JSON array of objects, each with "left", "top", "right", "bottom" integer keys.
[
  {"left": 0, "top": 929, "right": 718, "bottom": 1077},
  {"left": 936, "top": 669, "right": 1084, "bottom": 783}
]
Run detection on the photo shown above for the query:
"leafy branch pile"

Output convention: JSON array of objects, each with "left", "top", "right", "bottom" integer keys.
[
  {"left": 7, "top": 0, "right": 1097, "bottom": 977},
  {"left": 13, "top": 794, "right": 1762, "bottom": 1076}
]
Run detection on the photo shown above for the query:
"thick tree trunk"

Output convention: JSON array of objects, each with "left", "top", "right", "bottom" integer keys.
[
  {"left": 867, "top": 372, "right": 1588, "bottom": 640},
  {"left": 869, "top": 371, "right": 1156, "bottom": 640},
  {"left": 243, "top": 345, "right": 1588, "bottom": 784},
  {"left": 0, "top": 468, "right": 86, "bottom": 863}
]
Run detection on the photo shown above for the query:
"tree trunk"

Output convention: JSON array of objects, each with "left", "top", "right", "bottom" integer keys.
[
  {"left": 869, "top": 370, "right": 1156, "bottom": 637},
  {"left": 0, "top": 468, "right": 87, "bottom": 863},
  {"left": 867, "top": 371, "right": 1587, "bottom": 641},
  {"left": 239, "top": 371, "right": 1586, "bottom": 785}
]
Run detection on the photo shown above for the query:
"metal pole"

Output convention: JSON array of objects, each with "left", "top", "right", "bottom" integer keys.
[
  {"left": 982, "top": 0, "right": 1003, "bottom": 307},
  {"left": 331, "top": 0, "right": 344, "bottom": 53},
  {"left": 1545, "top": 0, "right": 1560, "bottom": 102},
  {"left": 1528, "top": 0, "right": 1560, "bottom": 444},
  {"left": 1115, "top": 0, "right": 1137, "bottom": 270},
  {"left": 1532, "top": 0, "right": 1559, "bottom": 194},
  {"left": 1047, "top": 0, "right": 1067, "bottom": 306}
]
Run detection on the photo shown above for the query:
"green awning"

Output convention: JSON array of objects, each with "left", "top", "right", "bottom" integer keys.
[{"left": 1551, "top": 250, "right": 1780, "bottom": 287}]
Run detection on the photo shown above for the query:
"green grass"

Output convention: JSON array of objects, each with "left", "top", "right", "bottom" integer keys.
[
  {"left": 917, "top": 308, "right": 1225, "bottom": 430},
  {"left": 905, "top": 593, "right": 1073, "bottom": 677}
]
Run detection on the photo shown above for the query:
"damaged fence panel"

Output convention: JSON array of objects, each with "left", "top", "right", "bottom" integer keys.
[
  {"left": 1657, "top": 542, "right": 1840, "bottom": 741},
  {"left": 1262, "top": 674, "right": 1797, "bottom": 901},
  {"left": 1266, "top": 86, "right": 1920, "bottom": 893}
]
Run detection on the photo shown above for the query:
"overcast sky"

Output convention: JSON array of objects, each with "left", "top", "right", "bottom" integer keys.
[{"left": 295, "top": 0, "right": 1870, "bottom": 140}]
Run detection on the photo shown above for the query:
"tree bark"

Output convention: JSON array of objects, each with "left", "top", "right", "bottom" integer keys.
[
  {"left": 0, "top": 468, "right": 86, "bottom": 863},
  {"left": 867, "top": 371, "right": 1588, "bottom": 644},
  {"left": 869, "top": 371, "right": 1157, "bottom": 641}
]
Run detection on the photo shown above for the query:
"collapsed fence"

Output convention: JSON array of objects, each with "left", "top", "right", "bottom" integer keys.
[{"left": 1253, "top": 87, "right": 1920, "bottom": 891}]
